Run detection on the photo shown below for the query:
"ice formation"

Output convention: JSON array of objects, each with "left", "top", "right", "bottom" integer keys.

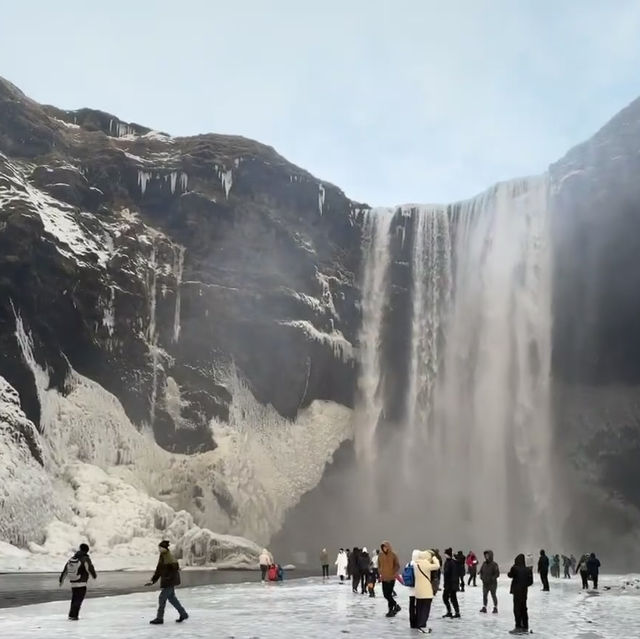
[
  {"left": 318, "top": 183, "right": 326, "bottom": 215},
  {"left": 215, "top": 165, "right": 233, "bottom": 198},
  {"left": 172, "top": 246, "right": 185, "bottom": 342}
]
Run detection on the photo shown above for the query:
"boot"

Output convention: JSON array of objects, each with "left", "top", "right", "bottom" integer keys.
[
  {"left": 480, "top": 606, "right": 487, "bottom": 613},
  {"left": 149, "top": 619, "right": 164, "bottom": 625},
  {"left": 493, "top": 606, "right": 498, "bottom": 614},
  {"left": 453, "top": 612, "right": 461, "bottom": 618},
  {"left": 176, "top": 614, "right": 189, "bottom": 623},
  {"left": 442, "top": 612, "right": 453, "bottom": 618}
]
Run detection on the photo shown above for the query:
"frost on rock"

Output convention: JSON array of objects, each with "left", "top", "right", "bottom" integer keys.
[
  {"left": 318, "top": 183, "right": 326, "bottom": 215},
  {"left": 279, "top": 320, "right": 353, "bottom": 363},
  {"left": 215, "top": 165, "right": 233, "bottom": 199},
  {"left": 0, "top": 376, "right": 56, "bottom": 548}
]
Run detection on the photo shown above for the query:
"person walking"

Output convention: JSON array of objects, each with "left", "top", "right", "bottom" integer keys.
[
  {"left": 538, "top": 550, "right": 550, "bottom": 591},
  {"left": 466, "top": 551, "right": 478, "bottom": 587},
  {"left": 321, "top": 548, "right": 330, "bottom": 579},
  {"left": 442, "top": 548, "right": 461, "bottom": 619},
  {"left": 586, "top": 553, "right": 601, "bottom": 589},
  {"left": 259, "top": 548, "right": 273, "bottom": 582},
  {"left": 576, "top": 553, "right": 590, "bottom": 590},
  {"left": 508, "top": 553, "right": 533, "bottom": 634},
  {"left": 349, "top": 547, "right": 361, "bottom": 593},
  {"left": 551, "top": 554, "right": 561, "bottom": 579},
  {"left": 379, "top": 540, "right": 401, "bottom": 617},
  {"left": 59, "top": 543, "right": 97, "bottom": 620},
  {"left": 479, "top": 549, "right": 500, "bottom": 613},
  {"left": 146, "top": 540, "right": 188, "bottom": 625},
  {"left": 358, "top": 547, "right": 371, "bottom": 594},
  {"left": 562, "top": 555, "right": 572, "bottom": 579},
  {"left": 335, "top": 548, "right": 348, "bottom": 583},
  {"left": 455, "top": 551, "right": 466, "bottom": 592}
]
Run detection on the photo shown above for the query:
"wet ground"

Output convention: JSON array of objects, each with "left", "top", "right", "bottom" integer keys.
[{"left": 0, "top": 569, "right": 312, "bottom": 609}]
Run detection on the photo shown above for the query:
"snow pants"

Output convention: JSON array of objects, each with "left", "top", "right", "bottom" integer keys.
[
  {"left": 443, "top": 587, "right": 459, "bottom": 615},
  {"left": 382, "top": 580, "right": 397, "bottom": 612},
  {"left": 69, "top": 586, "right": 87, "bottom": 619},
  {"left": 483, "top": 583, "right": 498, "bottom": 608},
  {"left": 410, "top": 596, "right": 432, "bottom": 628},
  {"left": 157, "top": 586, "right": 187, "bottom": 620},
  {"left": 513, "top": 594, "right": 528, "bottom": 630},
  {"left": 540, "top": 569, "right": 550, "bottom": 591}
]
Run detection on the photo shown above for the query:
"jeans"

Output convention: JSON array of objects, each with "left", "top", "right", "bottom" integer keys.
[
  {"left": 540, "top": 569, "right": 550, "bottom": 591},
  {"left": 69, "top": 587, "right": 87, "bottom": 619},
  {"left": 443, "top": 588, "right": 459, "bottom": 615},
  {"left": 483, "top": 583, "right": 498, "bottom": 608},
  {"left": 513, "top": 594, "right": 528, "bottom": 630},
  {"left": 382, "top": 580, "right": 397, "bottom": 612},
  {"left": 157, "top": 586, "right": 187, "bottom": 620},
  {"left": 322, "top": 564, "right": 329, "bottom": 578}
]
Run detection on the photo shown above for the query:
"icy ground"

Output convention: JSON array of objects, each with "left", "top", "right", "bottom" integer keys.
[{"left": 1, "top": 575, "right": 639, "bottom": 638}]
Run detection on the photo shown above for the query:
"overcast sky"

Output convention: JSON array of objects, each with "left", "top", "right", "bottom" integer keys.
[{"left": 2, "top": 1, "right": 640, "bottom": 205}]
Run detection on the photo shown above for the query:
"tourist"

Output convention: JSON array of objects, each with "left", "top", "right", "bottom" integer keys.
[
  {"left": 562, "top": 555, "right": 572, "bottom": 579},
  {"left": 551, "top": 554, "right": 561, "bottom": 578},
  {"left": 349, "top": 547, "right": 361, "bottom": 593},
  {"left": 508, "top": 553, "right": 533, "bottom": 634},
  {"left": 479, "top": 549, "right": 500, "bottom": 613},
  {"left": 538, "top": 550, "right": 550, "bottom": 591},
  {"left": 466, "top": 551, "right": 478, "bottom": 587},
  {"left": 431, "top": 549, "right": 442, "bottom": 594},
  {"left": 570, "top": 554, "right": 577, "bottom": 573},
  {"left": 586, "top": 553, "right": 601, "bottom": 589},
  {"left": 58, "top": 543, "right": 97, "bottom": 620},
  {"left": 358, "top": 547, "right": 371, "bottom": 594},
  {"left": 335, "top": 548, "right": 348, "bottom": 583},
  {"left": 412, "top": 550, "right": 440, "bottom": 633},
  {"left": 576, "top": 553, "right": 590, "bottom": 590},
  {"left": 455, "top": 550, "right": 466, "bottom": 592},
  {"left": 371, "top": 548, "right": 380, "bottom": 582},
  {"left": 259, "top": 548, "right": 273, "bottom": 582},
  {"left": 442, "top": 548, "right": 461, "bottom": 619},
  {"left": 345, "top": 549, "right": 351, "bottom": 579},
  {"left": 146, "top": 540, "right": 188, "bottom": 625},
  {"left": 321, "top": 548, "right": 329, "bottom": 579},
  {"left": 379, "top": 540, "right": 401, "bottom": 617}
]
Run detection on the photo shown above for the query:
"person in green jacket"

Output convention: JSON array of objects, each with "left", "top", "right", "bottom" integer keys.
[{"left": 145, "top": 540, "right": 189, "bottom": 625}]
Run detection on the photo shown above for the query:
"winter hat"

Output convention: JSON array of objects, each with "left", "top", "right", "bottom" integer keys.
[
  {"left": 444, "top": 547, "right": 453, "bottom": 558},
  {"left": 362, "top": 547, "right": 368, "bottom": 553},
  {"left": 159, "top": 540, "right": 170, "bottom": 549},
  {"left": 79, "top": 543, "right": 90, "bottom": 553}
]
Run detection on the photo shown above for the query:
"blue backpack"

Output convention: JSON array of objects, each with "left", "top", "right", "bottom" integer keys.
[{"left": 402, "top": 563, "right": 415, "bottom": 588}]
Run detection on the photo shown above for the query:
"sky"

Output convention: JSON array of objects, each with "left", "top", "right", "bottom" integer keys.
[{"left": 1, "top": 0, "right": 640, "bottom": 205}]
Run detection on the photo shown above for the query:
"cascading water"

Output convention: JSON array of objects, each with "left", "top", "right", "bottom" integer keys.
[
  {"left": 354, "top": 176, "right": 554, "bottom": 554},
  {"left": 353, "top": 208, "right": 393, "bottom": 462}
]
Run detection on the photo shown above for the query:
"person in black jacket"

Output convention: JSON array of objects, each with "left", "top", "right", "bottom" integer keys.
[
  {"left": 586, "top": 553, "right": 601, "bottom": 589},
  {"left": 349, "top": 547, "right": 361, "bottom": 593},
  {"left": 455, "top": 551, "right": 466, "bottom": 592},
  {"left": 538, "top": 550, "right": 550, "bottom": 591},
  {"left": 59, "top": 543, "right": 97, "bottom": 620},
  {"left": 508, "top": 553, "right": 533, "bottom": 634},
  {"left": 358, "top": 548, "right": 371, "bottom": 594},
  {"left": 145, "top": 540, "right": 188, "bottom": 625},
  {"left": 442, "top": 548, "right": 461, "bottom": 619}
]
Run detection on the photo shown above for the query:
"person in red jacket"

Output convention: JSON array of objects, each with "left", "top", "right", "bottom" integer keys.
[{"left": 466, "top": 551, "right": 479, "bottom": 587}]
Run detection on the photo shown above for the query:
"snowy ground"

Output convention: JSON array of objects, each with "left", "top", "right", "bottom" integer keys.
[{"left": 1, "top": 575, "right": 638, "bottom": 638}]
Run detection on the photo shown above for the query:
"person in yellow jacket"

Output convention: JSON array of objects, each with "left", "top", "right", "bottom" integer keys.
[{"left": 413, "top": 550, "right": 441, "bottom": 633}]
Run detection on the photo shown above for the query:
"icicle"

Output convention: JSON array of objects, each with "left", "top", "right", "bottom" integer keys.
[
  {"left": 138, "top": 170, "right": 152, "bottom": 196},
  {"left": 180, "top": 172, "right": 188, "bottom": 192},
  {"left": 173, "top": 246, "right": 185, "bottom": 342},
  {"left": 318, "top": 184, "right": 326, "bottom": 215},
  {"left": 170, "top": 172, "right": 178, "bottom": 194}
]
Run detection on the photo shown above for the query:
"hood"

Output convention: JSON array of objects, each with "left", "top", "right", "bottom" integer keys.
[
  {"left": 418, "top": 550, "right": 433, "bottom": 561},
  {"left": 362, "top": 547, "right": 368, "bottom": 553},
  {"left": 484, "top": 550, "right": 494, "bottom": 562},
  {"left": 381, "top": 540, "right": 393, "bottom": 553},
  {"left": 261, "top": 548, "right": 269, "bottom": 554},
  {"left": 515, "top": 553, "right": 526, "bottom": 567},
  {"left": 411, "top": 549, "right": 421, "bottom": 562},
  {"left": 540, "top": 550, "right": 546, "bottom": 556}
]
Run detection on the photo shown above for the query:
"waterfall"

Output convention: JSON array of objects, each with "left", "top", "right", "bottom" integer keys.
[
  {"left": 353, "top": 176, "right": 554, "bottom": 553},
  {"left": 353, "top": 208, "right": 392, "bottom": 461}
]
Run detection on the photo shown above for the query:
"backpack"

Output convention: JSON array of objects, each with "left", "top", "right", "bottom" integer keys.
[
  {"left": 402, "top": 563, "right": 415, "bottom": 588},
  {"left": 66, "top": 557, "right": 85, "bottom": 584},
  {"left": 268, "top": 565, "right": 278, "bottom": 581}
]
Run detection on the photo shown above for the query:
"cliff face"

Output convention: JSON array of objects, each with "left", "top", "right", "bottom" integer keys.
[
  {"left": 2, "top": 76, "right": 640, "bottom": 562},
  {"left": 0, "top": 76, "right": 361, "bottom": 550}
]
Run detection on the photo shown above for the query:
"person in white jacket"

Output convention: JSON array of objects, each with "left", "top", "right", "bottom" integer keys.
[
  {"left": 335, "top": 549, "right": 348, "bottom": 583},
  {"left": 410, "top": 550, "right": 440, "bottom": 633},
  {"left": 259, "top": 549, "right": 273, "bottom": 582}
]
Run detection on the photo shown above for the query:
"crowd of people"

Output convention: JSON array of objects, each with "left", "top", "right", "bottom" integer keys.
[
  {"left": 328, "top": 544, "right": 603, "bottom": 634},
  {"left": 55, "top": 540, "right": 602, "bottom": 633}
]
